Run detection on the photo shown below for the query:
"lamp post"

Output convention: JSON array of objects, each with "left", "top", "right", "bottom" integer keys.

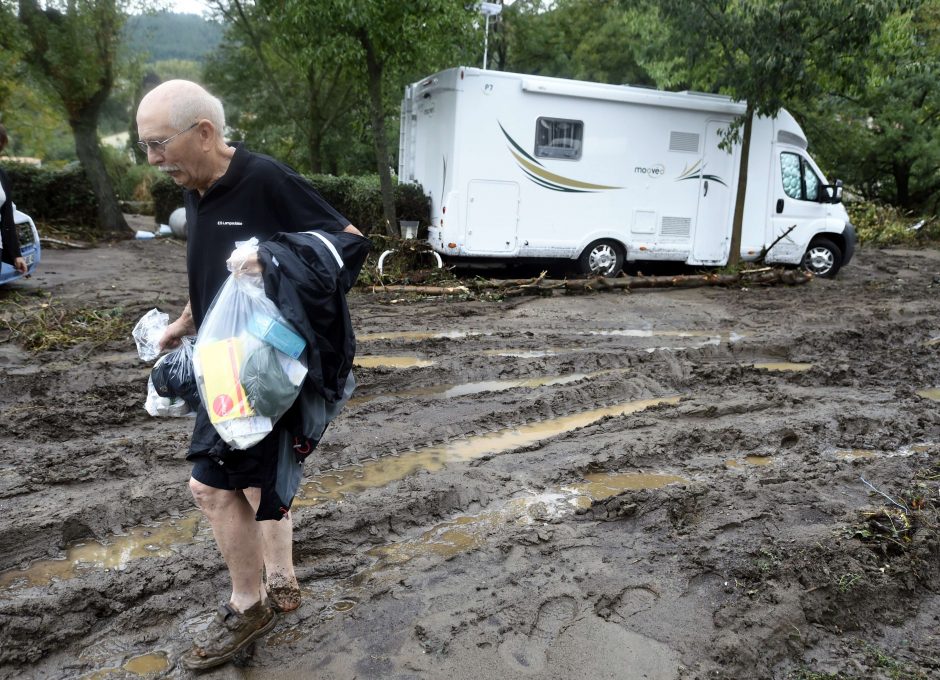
[{"left": 480, "top": 1, "right": 502, "bottom": 70}]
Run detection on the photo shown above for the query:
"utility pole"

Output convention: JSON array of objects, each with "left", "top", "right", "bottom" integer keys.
[{"left": 480, "top": 2, "right": 502, "bottom": 70}]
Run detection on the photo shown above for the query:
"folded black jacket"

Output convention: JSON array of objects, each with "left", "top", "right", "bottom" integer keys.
[{"left": 189, "top": 229, "right": 371, "bottom": 520}]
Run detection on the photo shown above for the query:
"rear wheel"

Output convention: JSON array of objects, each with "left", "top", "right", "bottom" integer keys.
[
  {"left": 578, "top": 239, "right": 624, "bottom": 277},
  {"left": 801, "top": 237, "right": 843, "bottom": 278}
]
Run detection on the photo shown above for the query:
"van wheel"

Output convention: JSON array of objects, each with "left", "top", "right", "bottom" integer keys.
[
  {"left": 801, "top": 238, "right": 843, "bottom": 278},
  {"left": 578, "top": 240, "right": 624, "bottom": 277}
]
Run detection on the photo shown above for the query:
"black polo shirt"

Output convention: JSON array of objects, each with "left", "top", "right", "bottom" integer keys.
[{"left": 184, "top": 143, "right": 350, "bottom": 328}]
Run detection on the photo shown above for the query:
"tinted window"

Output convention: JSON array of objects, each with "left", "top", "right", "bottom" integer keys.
[
  {"left": 780, "top": 152, "right": 822, "bottom": 202},
  {"left": 535, "top": 118, "right": 583, "bottom": 160}
]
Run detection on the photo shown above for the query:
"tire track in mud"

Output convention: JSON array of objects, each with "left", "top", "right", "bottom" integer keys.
[{"left": 2, "top": 248, "right": 940, "bottom": 678}]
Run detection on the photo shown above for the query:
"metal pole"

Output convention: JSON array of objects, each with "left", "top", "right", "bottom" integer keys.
[{"left": 483, "top": 14, "right": 490, "bottom": 70}]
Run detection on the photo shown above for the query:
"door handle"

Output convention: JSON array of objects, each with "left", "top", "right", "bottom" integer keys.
[
  {"left": 703, "top": 180, "right": 709, "bottom": 196},
  {"left": 776, "top": 198, "right": 784, "bottom": 213}
]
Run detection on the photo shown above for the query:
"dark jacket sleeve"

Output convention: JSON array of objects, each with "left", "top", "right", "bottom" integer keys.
[{"left": 0, "top": 168, "right": 22, "bottom": 264}]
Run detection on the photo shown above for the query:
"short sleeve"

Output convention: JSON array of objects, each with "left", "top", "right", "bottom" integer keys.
[{"left": 275, "top": 171, "right": 351, "bottom": 234}]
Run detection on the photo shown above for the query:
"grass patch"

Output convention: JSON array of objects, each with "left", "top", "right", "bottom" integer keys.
[{"left": 0, "top": 292, "right": 133, "bottom": 352}]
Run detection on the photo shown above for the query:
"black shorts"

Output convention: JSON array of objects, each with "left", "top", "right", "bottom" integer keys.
[{"left": 190, "top": 453, "right": 267, "bottom": 490}]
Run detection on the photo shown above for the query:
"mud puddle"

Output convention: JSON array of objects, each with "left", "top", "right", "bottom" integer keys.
[
  {"left": 296, "top": 395, "right": 681, "bottom": 506},
  {"left": 349, "top": 370, "right": 610, "bottom": 406}
]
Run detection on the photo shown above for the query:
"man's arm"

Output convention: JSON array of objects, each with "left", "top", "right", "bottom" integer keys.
[{"left": 159, "top": 300, "right": 196, "bottom": 350}]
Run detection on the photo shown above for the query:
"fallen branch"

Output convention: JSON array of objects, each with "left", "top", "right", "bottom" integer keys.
[
  {"left": 371, "top": 284, "right": 471, "bottom": 295},
  {"left": 367, "top": 268, "right": 811, "bottom": 296},
  {"left": 40, "top": 236, "right": 90, "bottom": 249}
]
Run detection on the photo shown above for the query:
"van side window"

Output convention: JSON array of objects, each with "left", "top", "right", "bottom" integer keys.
[
  {"left": 780, "top": 152, "right": 822, "bottom": 201},
  {"left": 535, "top": 118, "right": 583, "bottom": 160}
]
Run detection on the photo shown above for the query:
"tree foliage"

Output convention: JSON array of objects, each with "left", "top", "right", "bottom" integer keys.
[
  {"left": 806, "top": 0, "right": 940, "bottom": 213},
  {"left": 16, "top": 0, "right": 129, "bottom": 234},
  {"left": 203, "top": 0, "right": 476, "bottom": 231},
  {"left": 650, "top": 0, "right": 896, "bottom": 263}
]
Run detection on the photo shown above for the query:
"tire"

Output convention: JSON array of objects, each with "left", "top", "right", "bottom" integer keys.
[
  {"left": 578, "top": 239, "right": 624, "bottom": 277},
  {"left": 801, "top": 237, "right": 843, "bottom": 278}
]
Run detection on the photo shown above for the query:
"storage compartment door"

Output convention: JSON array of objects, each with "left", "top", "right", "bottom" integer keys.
[{"left": 465, "top": 180, "right": 519, "bottom": 253}]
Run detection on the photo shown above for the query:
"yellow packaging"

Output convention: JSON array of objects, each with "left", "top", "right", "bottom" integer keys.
[{"left": 197, "top": 337, "right": 255, "bottom": 424}]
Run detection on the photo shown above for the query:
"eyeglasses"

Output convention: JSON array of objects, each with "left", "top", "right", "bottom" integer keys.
[{"left": 137, "top": 122, "right": 198, "bottom": 154}]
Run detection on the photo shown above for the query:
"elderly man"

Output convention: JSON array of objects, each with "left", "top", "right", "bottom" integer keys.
[{"left": 137, "top": 80, "right": 363, "bottom": 670}]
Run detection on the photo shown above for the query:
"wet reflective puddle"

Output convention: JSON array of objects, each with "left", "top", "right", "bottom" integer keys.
[
  {"left": 359, "top": 493, "right": 572, "bottom": 578},
  {"left": 568, "top": 472, "right": 688, "bottom": 499},
  {"left": 726, "top": 456, "right": 775, "bottom": 468},
  {"left": 916, "top": 389, "right": 940, "bottom": 401},
  {"left": 752, "top": 362, "right": 814, "bottom": 372},
  {"left": 358, "top": 330, "right": 481, "bottom": 342},
  {"left": 295, "top": 396, "right": 681, "bottom": 506},
  {"left": 480, "top": 349, "right": 559, "bottom": 358},
  {"left": 354, "top": 355, "right": 435, "bottom": 368},
  {"left": 0, "top": 514, "right": 201, "bottom": 590},
  {"left": 349, "top": 371, "right": 601, "bottom": 407},
  {"left": 835, "top": 449, "right": 878, "bottom": 460},
  {"left": 589, "top": 329, "right": 745, "bottom": 342},
  {"left": 81, "top": 652, "right": 169, "bottom": 678}
]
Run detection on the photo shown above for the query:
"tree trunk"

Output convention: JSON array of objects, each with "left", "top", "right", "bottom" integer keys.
[
  {"left": 360, "top": 33, "right": 397, "bottom": 237},
  {"left": 71, "top": 109, "right": 128, "bottom": 235},
  {"left": 727, "top": 106, "right": 754, "bottom": 267},
  {"left": 893, "top": 161, "right": 911, "bottom": 208},
  {"left": 306, "top": 67, "right": 324, "bottom": 174}
]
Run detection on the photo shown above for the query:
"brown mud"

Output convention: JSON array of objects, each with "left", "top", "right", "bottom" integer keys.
[{"left": 1, "top": 238, "right": 939, "bottom": 679}]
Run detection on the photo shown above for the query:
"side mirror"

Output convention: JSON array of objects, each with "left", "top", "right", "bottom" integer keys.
[{"left": 823, "top": 179, "right": 844, "bottom": 204}]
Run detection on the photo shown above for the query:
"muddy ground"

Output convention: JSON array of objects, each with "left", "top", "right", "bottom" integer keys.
[{"left": 0, "top": 234, "right": 938, "bottom": 680}]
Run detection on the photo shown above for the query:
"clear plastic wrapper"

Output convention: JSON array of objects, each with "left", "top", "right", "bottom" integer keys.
[
  {"left": 193, "top": 245, "right": 308, "bottom": 449},
  {"left": 145, "top": 338, "right": 198, "bottom": 417},
  {"left": 132, "top": 308, "right": 169, "bottom": 361}
]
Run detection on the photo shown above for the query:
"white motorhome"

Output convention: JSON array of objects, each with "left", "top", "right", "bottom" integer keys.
[{"left": 399, "top": 67, "right": 855, "bottom": 277}]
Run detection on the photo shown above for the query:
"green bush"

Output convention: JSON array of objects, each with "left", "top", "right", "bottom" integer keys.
[
  {"left": 151, "top": 174, "right": 185, "bottom": 225},
  {"left": 0, "top": 162, "right": 98, "bottom": 227},
  {"left": 148, "top": 172, "right": 430, "bottom": 236},
  {"left": 848, "top": 200, "right": 939, "bottom": 246}
]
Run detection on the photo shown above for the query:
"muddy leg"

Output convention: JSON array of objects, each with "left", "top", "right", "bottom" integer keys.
[
  {"left": 243, "top": 487, "right": 301, "bottom": 612},
  {"left": 189, "top": 477, "right": 264, "bottom": 612}
]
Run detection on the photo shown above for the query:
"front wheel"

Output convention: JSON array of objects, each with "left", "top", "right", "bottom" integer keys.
[
  {"left": 801, "top": 238, "right": 843, "bottom": 278},
  {"left": 578, "top": 239, "right": 624, "bottom": 277}
]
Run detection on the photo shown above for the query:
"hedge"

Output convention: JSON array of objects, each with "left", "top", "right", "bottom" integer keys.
[
  {"left": 2, "top": 161, "right": 431, "bottom": 238},
  {"left": 152, "top": 173, "right": 430, "bottom": 237},
  {"left": 1, "top": 162, "right": 99, "bottom": 227}
]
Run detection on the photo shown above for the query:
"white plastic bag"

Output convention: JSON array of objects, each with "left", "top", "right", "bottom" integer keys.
[
  {"left": 132, "top": 308, "right": 169, "bottom": 361},
  {"left": 193, "top": 249, "right": 307, "bottom": 449}
]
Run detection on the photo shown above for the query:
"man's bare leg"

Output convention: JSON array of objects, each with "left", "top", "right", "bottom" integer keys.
[
  {"left": 243, "top": 487, "right": 301, "bottom": 611},
  {"left": 189, "top": 478, "right": 264, "bottom": 611}
]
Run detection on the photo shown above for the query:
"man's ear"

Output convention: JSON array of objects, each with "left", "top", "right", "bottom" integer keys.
[{"left": 197, "top": 120, "right": 215, "bottom": 150}]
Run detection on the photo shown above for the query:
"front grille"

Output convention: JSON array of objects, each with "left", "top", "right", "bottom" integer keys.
[{"left": 16, "top": 222, "right": 35, "bottom": 249}]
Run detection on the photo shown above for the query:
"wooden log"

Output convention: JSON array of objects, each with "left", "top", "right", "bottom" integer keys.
[
  {"left": 368, "top": 267, "right": 810, "bottom": 296},
  {"left": 371, "top": 284, "right": 470, "bottom": 295}
]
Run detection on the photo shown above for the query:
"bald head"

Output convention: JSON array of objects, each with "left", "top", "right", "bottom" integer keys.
[
  {"left": 138, "top": 80, "right": 226, "bottom": 140},
  {"left": 137, "top": 80, "right": 235, "bottom": 194}
]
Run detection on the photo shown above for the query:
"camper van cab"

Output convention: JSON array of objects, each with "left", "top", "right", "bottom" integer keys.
[
  {"left": 399, "top": 67, "right": 855, "bottom": 277},
  {"left": 0, "top": 207, "right": 41, "bottom": 285}
]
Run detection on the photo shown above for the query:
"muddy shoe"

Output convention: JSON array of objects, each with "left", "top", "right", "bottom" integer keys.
[
  {"left": 181, "top": 600, "right": 277, "bottom": 671},
  {"left": 266, "top": 581, "right": 302, "bottom": 613}
]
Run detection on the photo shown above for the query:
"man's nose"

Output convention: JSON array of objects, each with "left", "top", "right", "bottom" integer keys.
[{"left": 145, "top": 145, "right": 164, "bottom": 164}]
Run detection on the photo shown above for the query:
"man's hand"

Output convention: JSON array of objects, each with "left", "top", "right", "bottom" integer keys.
[
  {"left": 13, "top": 257, "right": 27, "bottom": 275},
  {"left": 158, "top": 303, "right": 195, "bottom": 351},
  {"left": 227, "top": 240, "right": 263, "bottom": 276},
  {"left": 227, "top": 251, "right": 263, "bottom": 275}
]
